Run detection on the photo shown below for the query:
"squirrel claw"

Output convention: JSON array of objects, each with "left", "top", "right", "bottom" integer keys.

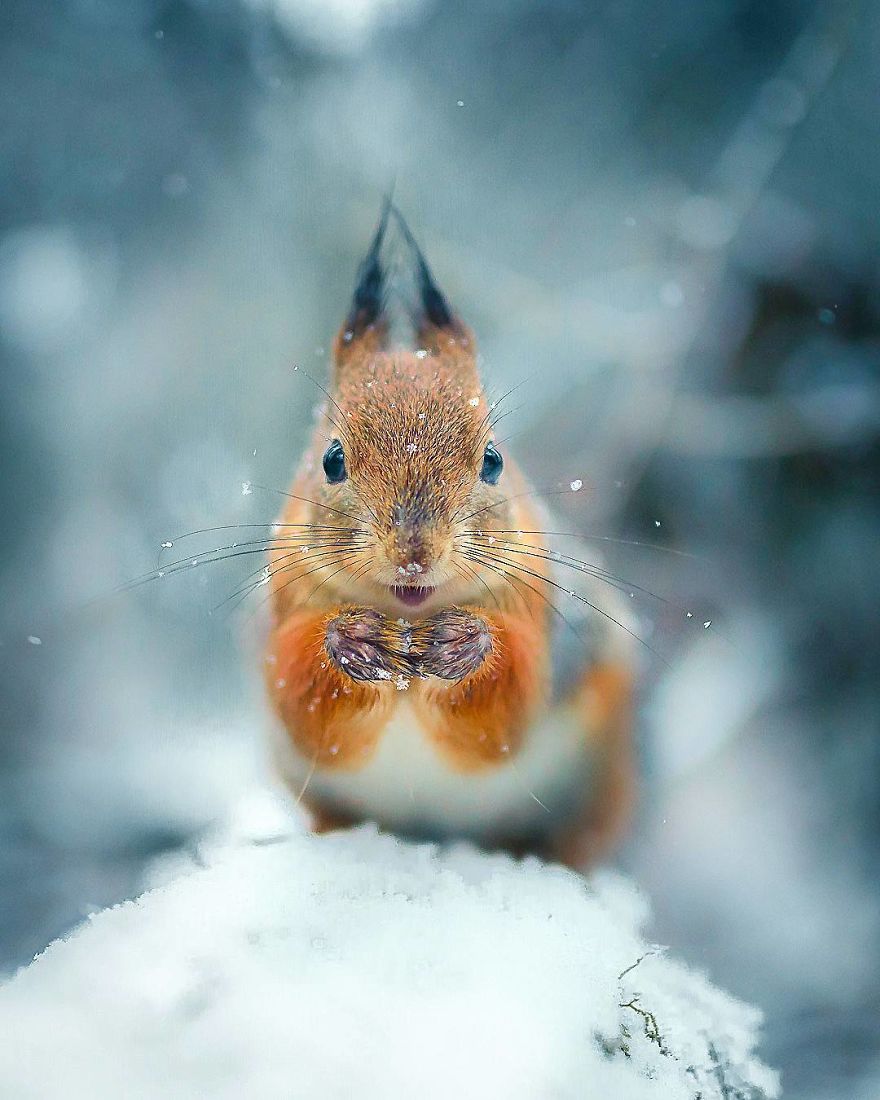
[
  {"left": 410, "top": 608, "right": 492, "bottom": 682},
  {"left": 325, "top": 608, "right": 412, "bottom": 683}
]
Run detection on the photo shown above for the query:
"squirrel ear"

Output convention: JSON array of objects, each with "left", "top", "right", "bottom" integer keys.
[
  {"left": 392, "top": 206, "right": 474, "bottom": 356},
  {"left": 333, "top": 196, "right": 392, "bottom": 371}
]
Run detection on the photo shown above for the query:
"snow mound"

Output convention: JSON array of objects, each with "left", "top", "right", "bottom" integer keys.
[{"left": 0, "top": 827, "right": 779, "bottom": 1099}]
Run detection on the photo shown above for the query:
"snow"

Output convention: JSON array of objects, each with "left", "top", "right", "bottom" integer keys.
[{"left": 0, "top": 826, "right": 777, "bottom": 1100}]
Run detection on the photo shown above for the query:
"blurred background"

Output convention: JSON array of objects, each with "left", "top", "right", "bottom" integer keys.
[{"left": 1, "top": 0, "right": 878, "bottom": 1095}]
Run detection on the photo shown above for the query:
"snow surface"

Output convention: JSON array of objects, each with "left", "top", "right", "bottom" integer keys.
[{"left": 0, "top": 826, "right": 778, "bottom": 1099}]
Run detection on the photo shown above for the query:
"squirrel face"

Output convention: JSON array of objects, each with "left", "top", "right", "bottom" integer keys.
[
  {"left": 315, "top": 355, "right": 513, "bottom": 604},
  {"left": 292, "top": 204, "right": 521, "bottom": 615}
]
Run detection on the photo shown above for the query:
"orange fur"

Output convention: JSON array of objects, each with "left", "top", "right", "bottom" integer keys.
[
  {"left": 414, "top": 608, "right": 548, "bottom": 771},
  {"left": 266, "top": 610, "right": 394, "bottom": 769}
]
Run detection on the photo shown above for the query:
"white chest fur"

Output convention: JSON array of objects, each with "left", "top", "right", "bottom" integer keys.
[{"left": 270, "top": 698, "right": 596, "bottom": 842}]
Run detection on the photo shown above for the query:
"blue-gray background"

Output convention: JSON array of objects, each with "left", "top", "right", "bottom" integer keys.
[{"left": 1, "top": 2, "right": 878, "bottom": 1096}]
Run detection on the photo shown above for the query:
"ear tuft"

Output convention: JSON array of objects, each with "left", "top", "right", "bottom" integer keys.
[
  {"left": 334, "top": 200, "right": 474, "bottom": 375},
  {"left": 343, "top": 194, "right": 391, "bottom": 338},
  {"left": 391, "top": 205, "right": 463, "bottom": 340}
]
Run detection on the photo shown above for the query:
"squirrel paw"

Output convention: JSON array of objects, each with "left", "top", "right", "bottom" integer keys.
[
  {"left": 410, "top": 607, "right": 493, "bottom": 681},
  {"left": 324, "top": 608, "right": 412, "bottom": 683}
]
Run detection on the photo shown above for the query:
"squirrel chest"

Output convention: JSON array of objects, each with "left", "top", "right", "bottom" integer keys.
[{"left": 269, "top": 682, "right": 600, "bottom": 842}]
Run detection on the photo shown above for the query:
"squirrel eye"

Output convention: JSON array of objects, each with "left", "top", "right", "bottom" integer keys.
[
  {"left": 480, "top": 441, "right": 503, "bottom": 485},
  {"left": 322, "top": 439, "right": 347, "bottom": 483}
]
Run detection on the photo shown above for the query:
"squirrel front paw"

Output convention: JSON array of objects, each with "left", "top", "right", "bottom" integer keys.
[
  {"left": 324, "top": 607, "right": 412, "bottom": 683},
  {"left": 410, "top": 607, "right": 493, "bottom": 681}
]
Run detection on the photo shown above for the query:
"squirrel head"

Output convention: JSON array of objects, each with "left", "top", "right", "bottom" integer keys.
[{"left": 297, "top": 203, "right": 523, "bottom": 614}]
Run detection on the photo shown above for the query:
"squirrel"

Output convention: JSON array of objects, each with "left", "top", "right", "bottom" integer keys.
[{"left": 264, "top": 202, "right": 636, "bottom": 868}]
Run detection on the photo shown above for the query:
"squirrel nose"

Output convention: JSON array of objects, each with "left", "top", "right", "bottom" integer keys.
[
  {"left": 391, "top": 503, "right": 431, "bottom": 575},
  {"left": 393, "top": 532, "right": 430, "bottom": 575}
]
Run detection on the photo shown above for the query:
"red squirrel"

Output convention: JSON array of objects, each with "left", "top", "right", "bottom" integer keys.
[{"left": 265, "top": 203, "right": 636, "bottom": 868}]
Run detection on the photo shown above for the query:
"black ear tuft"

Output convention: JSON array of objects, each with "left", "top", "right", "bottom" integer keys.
[
  {"left": 391, "top": 205, "right": 455, "bottom": 330},
  {"left": 344, "top": 195, "right": 392, "bottom": 336}
]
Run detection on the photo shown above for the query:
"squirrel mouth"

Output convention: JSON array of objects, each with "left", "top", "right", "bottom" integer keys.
[{"left": 391, "top": 585, "right": 435, "bottom": 608}]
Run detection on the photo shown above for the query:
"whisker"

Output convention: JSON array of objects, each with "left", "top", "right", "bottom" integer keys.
[
  {"left": 110, "top": 538, "right": 359, "bottom": 600},
  {"left": 507, "top": 756, "right": 552, "bottom": 815},
  {"left": 303, "top": 558, "right": 368, "bottom": 609},
  {"left": 457, "top": 549, "right": 587, "bottom": 653},
  {"left": 461, "top": 549, "right": 531, "bottom": 616},
  {"left": 476, "top": 528, "right": 702, "bottom": 561},
  {"left": 241, "top": 555, "right": 373, "bottom": 628},
  {"left": 451, "top": 557, "right": 503, "bottom": 613},
  {"left": 462, "top": 536, "right": 673, "bottom": 609},
  {"left": 473, "top": 377, "right": 532, "bottom": 445},
  {"left": 475, "top": 547, "right": 539, "bottom": 621},
  {"left": 222, "top": 541, "right": 364, "bottom": 602},
  {"left": 215, "top": 545, "right": 366, "bottom": 614},
  {"left": 248, "top": 483, "right": 368, "bottom": 526},
  {"left": 493, "top": 428, "right": 531, "bottom": 448},
  {"left": 291, "top": 749, "right": 320, "bottom": 811},
  {"left": 487, "top": 403, "right": 526, "bottom": 432},
  {"left": 462, "top": 545, "right": 669, "bottom": 666},
  {"left": 490, "top": 537, "right": 730, "bottom": 645},
  {"left": 223, "top": 552, "right": 369, "bottom": 622},
  {"left": 157, "top": 521, "right": 363, "bottom": 563},
  {"left": 453, "top": 486, "right": 570, "bottom": 525},
  {"left": 464, "top": 533, "right": 726, "bottom": 642},
  {"left": 292, "top": 365, "right": 356, "bottom": 450},
  {"left": 487, "top": 376, "right": 534, "bottom": 416}
]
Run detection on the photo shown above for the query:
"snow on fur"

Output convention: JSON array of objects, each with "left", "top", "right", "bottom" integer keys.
[{"left": 0, "top": 826, "right": 778, "bottom": 1099}]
